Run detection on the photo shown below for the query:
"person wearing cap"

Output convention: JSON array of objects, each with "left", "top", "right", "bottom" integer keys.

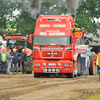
[{"left": 0, "top": 48, "right": 8, "bottom": 74}]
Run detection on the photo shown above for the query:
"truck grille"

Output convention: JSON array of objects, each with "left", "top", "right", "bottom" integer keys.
[{"left": 42, "top": 51, "right": 63, "bottom": 58}]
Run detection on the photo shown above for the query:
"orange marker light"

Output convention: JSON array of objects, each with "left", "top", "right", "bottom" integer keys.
[{"left": 3, "top": 34, "right": 6, "bottom": 37}]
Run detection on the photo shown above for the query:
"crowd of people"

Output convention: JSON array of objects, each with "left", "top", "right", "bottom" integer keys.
[{"left": 0, "top": 47, "right": 27, "bottom": 74}]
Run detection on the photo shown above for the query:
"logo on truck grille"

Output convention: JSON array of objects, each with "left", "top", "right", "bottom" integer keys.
[{"left": 42, "top": 51, "right": 63, "bottom": 58}]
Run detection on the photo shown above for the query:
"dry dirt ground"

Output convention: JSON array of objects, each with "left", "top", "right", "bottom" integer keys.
[{"left": 0, "top": 74, "right": 100, "bottom": 100}]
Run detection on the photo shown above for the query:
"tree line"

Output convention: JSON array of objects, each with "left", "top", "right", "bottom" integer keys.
[{"left": 0, "top": 0, "right": 100, "bottom": 37}]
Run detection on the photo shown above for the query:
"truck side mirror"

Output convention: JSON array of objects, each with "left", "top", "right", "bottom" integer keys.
[{"left": 29, "top": 34, "right": 34, "bottom": 46}]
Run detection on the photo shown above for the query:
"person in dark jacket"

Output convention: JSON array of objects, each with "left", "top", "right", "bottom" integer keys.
[
  {"left": 11, "top": 48, "right": 21, "bottom": 74},
  {"left": 20, "top": 49, "right": 27, "bottom": 74}
]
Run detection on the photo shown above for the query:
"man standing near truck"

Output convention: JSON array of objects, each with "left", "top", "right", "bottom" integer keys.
[
  {"left": 20, "top": 49, "right": 27, "bottom": 74},
  {"left": 11, "top": 48, "right": 21, "bottom": 74}
]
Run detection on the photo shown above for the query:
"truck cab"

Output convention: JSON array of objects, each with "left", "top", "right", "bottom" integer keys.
[{"left": 29, "top": 15, "right": 77, "bottom": 78}]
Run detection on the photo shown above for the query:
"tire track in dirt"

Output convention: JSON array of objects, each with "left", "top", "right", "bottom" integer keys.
[
  {"left": 0, "top": 75, "right": 99, "bottom": 100},
  {"left": 10, "top": 78, "right": 100, "bottom": 100},
  {"left": 0, "top": 77, "right": 91, "bottom": 99},
  {"left": 0, "top": 76, "right": 86, "bottom": 99}
]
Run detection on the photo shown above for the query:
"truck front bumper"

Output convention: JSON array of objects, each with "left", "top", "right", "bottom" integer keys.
[{"left": 33, "top": 60, "right": 73, "bottom": 73}]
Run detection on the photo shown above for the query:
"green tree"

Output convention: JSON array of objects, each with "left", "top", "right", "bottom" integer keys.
[
  {"left": 0, "top": 0, "right": 100, "bottom": 38},
  {"left": 76, "top": 0, "right": 100, "bottom": 37}
]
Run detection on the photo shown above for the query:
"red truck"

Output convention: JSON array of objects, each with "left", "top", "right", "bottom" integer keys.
[{"left": 29, "top": 15, "right": 95, "bottom": 78}]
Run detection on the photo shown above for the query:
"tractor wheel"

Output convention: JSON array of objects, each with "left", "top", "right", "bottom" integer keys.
[
  {"left": 26, "top": 55, "right": 33, "bottom": 74},
  {"left": 34, "top": 73, "right": 40, "bottom": 78},
  {"left": 89, "top": 52, "right": 95, "bottom": 75}
]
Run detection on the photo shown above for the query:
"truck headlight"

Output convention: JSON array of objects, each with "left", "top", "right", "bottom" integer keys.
[
  {"left": 52, "top": 68, "right": 55, "bottom": 72},
  {"left": 56, "top": 68, "right": 59, "bottom": 72},
  {"left": 44, "top": 68, "right": 47, "bottom": 72},
  {"left": 48, "top": 68, "right": 51, "bottom": 72},
  {"left": 64, "top": 64, "right": 70, "bottom": 66},
  {"left": 33, "top": 63, "right": 40, "bottom": 66}
]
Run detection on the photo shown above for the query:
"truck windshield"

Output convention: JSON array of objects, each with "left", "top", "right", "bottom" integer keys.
[
  {"left": 34, "top": 36, "right": 72, "bottom": 46},
  {"left": 8, "top": 40, "right": 25, "bottom": 48}
]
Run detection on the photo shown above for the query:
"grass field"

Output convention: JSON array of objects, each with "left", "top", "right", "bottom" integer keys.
[
  {"left": 85, "top": 94, "right": 100, "bottom": 100},
  {"left": 9, "top": 71, "right": 33, "bottom": 74}
]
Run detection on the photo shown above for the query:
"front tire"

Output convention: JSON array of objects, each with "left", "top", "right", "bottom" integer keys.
[
  {"left": 67, "top": 73, "right": 74, "bottom": 78},
  {"left": 26, "top": 55, "right": 33, "bottom": 74},
  {"left": 67, "top": 69, "right": 74, "bottom": 78},
  {"left": 34, "top": 73, "right": 40, "bottom": 78},
  {"left": 74, "top": 74, "right": 77, "bottom": 77}
]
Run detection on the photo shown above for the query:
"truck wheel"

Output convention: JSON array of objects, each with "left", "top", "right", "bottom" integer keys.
[
  {"left": 67, "top": 69, "right": 74, "bottom": 78},
  {"left": 44, "top": 73, "right": 49, "bottom": 77},
  {"left": 34, "top": 73, "right": 40, "bottom": 78},
  {"left": 27, "top": 71, "right": 32, "bottom": 74},
  {"left": 26, "top": 55, "right": 33, "bottom": 74},
  {"left": 89, "top": 52, "right": 95, "bottom": 75},
  {"left": 67, "top": 72, "right": 74, "bottom": 78},
  {"left": 74, "top": 74, "right": 77, "bottom": 77}
]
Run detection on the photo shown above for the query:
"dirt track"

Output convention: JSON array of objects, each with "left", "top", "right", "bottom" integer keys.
[{"left": 0, "top": 74, "right": 100, "bottom": 100}]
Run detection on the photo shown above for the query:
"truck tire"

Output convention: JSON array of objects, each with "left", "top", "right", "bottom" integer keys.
[
  {"left": 89, "top": 52, "right": 95, "bottom": 75},
  {"left": 43, "top": 73, "right": 49, "bottom": 77},
  {"left": 26, "top": 55, "right": 33, "bottom": 74},
  {"left": 34, "top": 73, "right": 40, "bottom": 78},
  {"left": 74, "top": 73, "right": 77, "bottom": 77},
  {"left": 67, "top": 72, "right": 74, "bottom": 78},
  {"left": 67, "top": 69, "right": 74, "bottom": 78}
]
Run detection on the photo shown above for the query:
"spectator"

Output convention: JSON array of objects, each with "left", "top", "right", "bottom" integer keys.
[
  {"left": 7, "top": 49, "right": 14, "bottom": 74},
  {"left": 20, "top": 49, "right": 27, "bottom": 74},
  {"left": 95, "top": 49, "right": 100, "bottom": 74},
  {"left": 11, "top": 48, "right": 21, "bottom": 74},
  {"left": 0, "top": 48, "right": 8, "bottom": 74},
  {"left": 94, "top": 49, "right": 100, "bottom": 81}
]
